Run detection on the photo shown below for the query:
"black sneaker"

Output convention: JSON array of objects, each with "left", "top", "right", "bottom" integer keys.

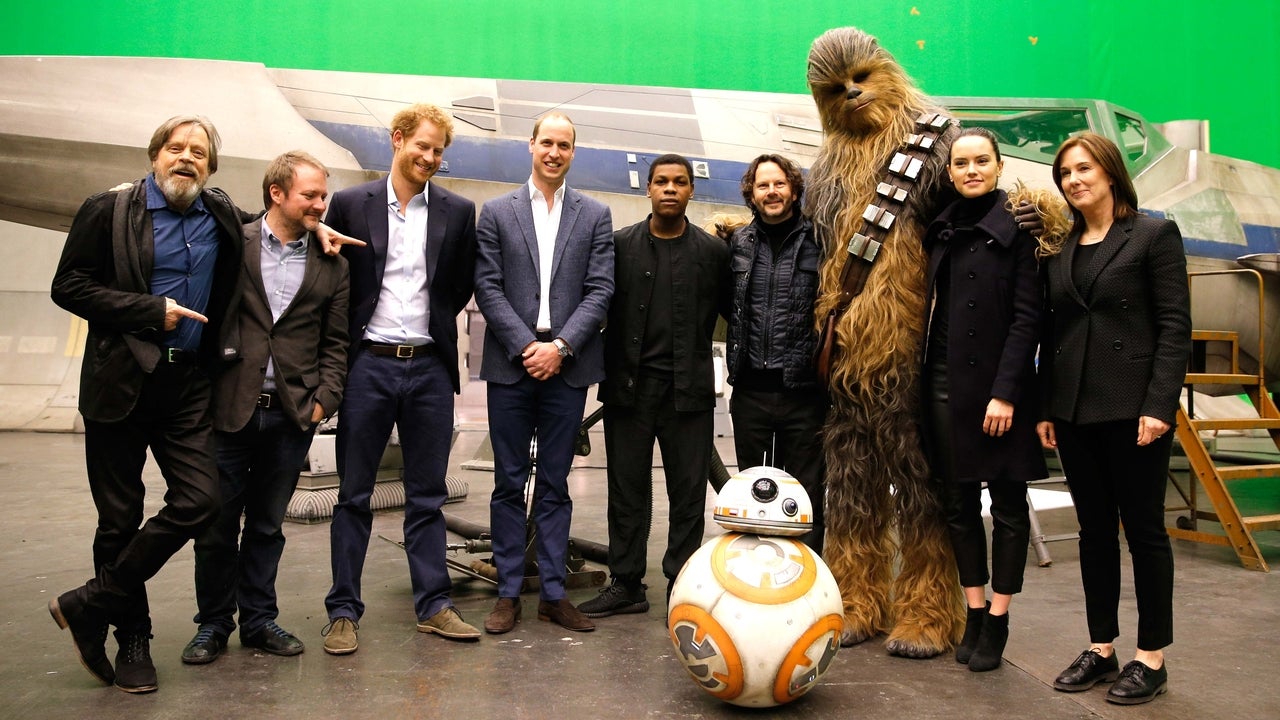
[
  {"left": 241, "top": 620, "right": 304, "bottom": 656},
  {"left": 114, "top": 630, "right": 158, "bottom": 693},
  {"left": 48, "top": 588, "right": 114, "bottom": 685},
  {"left": 579, "top": 581, "right": 649, "bottom": 618},
  {"left": 181, "top": 625, "right": 228, "bottom": 665}
]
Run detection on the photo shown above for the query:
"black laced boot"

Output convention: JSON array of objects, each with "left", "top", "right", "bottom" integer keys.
[
  {"left": 113, "top": 627, "right": 158, "bottom": 693},
  {"left": 955, "top": 602, "right": 988, "bottom": 664},
  {"left": 969, "top": 610, "right": 1009, "bottom": 672}
]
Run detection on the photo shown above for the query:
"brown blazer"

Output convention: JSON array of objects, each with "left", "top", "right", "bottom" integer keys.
[{"left": 214, "top": 219, "right": 350, "bottom": 432}]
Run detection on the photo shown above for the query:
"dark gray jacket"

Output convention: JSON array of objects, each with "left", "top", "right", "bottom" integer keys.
[{"left": 1039, "top": 214, "right": 1191, "bottom": 425}]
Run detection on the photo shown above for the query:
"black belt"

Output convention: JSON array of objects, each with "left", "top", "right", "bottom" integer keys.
[
  {"left": 364, "top": 342, "right": 436, "bottom": 359},
  {"left": 535, "top": 331, "right": 554, "bottom": 342},
  {"left": 256, "top": 393, "right": 278, "bottom": 409},
  {"left": 161, "top": 347, "right": 198, "bottom": 365}
]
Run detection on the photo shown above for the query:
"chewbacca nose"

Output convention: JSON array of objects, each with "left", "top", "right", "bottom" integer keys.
[{"left": 846, "top": 86, "right": 863, "bottom": 100}]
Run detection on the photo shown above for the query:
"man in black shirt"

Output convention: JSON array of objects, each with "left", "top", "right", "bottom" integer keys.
[{"left": 582, "top": 154, "right": 728, "bottom": 617}]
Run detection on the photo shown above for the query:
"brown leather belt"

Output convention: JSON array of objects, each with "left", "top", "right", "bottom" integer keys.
[{"left": 364, "top": 342, "right": 436, "bottom": 359}]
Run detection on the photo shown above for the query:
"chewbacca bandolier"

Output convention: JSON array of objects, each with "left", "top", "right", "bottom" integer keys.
[{"left": 805, "top": 26, "right": 965, "bottom": 658}]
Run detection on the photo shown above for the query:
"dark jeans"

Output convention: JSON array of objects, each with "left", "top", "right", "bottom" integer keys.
[
  {"left": 326, "top": 349, "right": 456, "bottom": 622},
  {"left": 602, "top": 374, "right": 713, "bottom": 587},
  {"left": 81, "top": 363, "right": 221, "bottom": 632},
  {"left": 487, "top": 373, "right": 587, "bottom": 600},
  {"left": 193, "top": 404, "right": 315, "bottom": 636},
  {"left": 943, "top": 481, "right": 1030, "bottom": 594},
  {"left": 729, "top": 386, "right": 828, "bottom": 553},
  {"left": 1056, "top": 418, "right": 1175, "bottom": 651}
]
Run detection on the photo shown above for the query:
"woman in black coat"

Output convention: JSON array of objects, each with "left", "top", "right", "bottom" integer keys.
[
  {"left": 922, "top": 127, "right": 1046, "bottom": 672},
  {"left": 1038, "top": 132, "right": 1191, "bottom": 705}
]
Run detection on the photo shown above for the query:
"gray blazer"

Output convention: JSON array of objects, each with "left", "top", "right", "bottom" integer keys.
[
  {"left": 1039, "top": 213, "right": 1191, "bottom": 425},
  {"left": 214, "top": 219, "right": 350, "bottom": 432},
  {"left": 473, "top": 184, "right": 614, "bottom": 387}
]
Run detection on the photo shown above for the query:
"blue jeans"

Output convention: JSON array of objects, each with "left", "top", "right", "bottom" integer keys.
[
  {"left": 326, "top": 349, "right": 456, "bottom": 622},
  {"left": 194, "top": 404, "right": 315, "bottom": 636}
]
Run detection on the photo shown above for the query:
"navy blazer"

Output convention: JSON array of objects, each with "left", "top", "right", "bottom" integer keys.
[
  {"left": 1039, "top": 214, "right": 1191, "bottom": 425},
  {"left": 325, "top": 178, "right": 477, "bottom": 393},
  {"left": 213, "top": 219, "right": 350, "bottom": 432},
  {"left": 473, "top": 183, "right": 614, "bottom": 388}
]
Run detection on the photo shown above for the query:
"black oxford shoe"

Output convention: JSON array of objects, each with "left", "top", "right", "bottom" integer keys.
[
  {"left": 1106, "top": 660, "right": 1168, "bottom": 705},
  {"left": 1053, "top": 649, "right": 1120, "bottom": 691},
  {"left": 240, "top": 621, "right": 304, "bottom": 656}
]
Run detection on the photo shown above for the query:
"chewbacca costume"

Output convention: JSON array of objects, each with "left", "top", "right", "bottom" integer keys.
[{"left": 804, "top": 27, "right": 966, "bottom": 658}]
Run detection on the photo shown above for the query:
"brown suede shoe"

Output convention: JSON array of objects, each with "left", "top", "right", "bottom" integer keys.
[
  {"left": 484, "top": 597, "right": 521, "bottom": 634},
  {"left": 537, "top": 598, "right": 595, "bottom": 632}
]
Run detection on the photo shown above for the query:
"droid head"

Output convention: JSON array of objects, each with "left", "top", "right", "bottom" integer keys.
[{"left": 712, "top": 466, "right": 813, "bottom": 536}]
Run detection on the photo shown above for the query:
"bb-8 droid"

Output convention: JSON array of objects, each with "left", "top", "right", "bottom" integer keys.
[{"left": 667, "top": 466, "right": 842, "bottom": 707}]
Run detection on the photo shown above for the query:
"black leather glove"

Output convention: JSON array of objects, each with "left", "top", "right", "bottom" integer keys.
[{"left": 1013, "top": 200, "right": 1044, "bottom": 237}]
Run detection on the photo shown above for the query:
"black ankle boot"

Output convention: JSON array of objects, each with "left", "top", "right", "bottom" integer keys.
[
  {"left": 113, "top": 628, "right": 158, "bottom": 693},
  {"left": 969, "top": 611, "right": 1009, "bottom": 672},
  {"left": 956, "top": 602, "right": 988, "bottom": 664}
]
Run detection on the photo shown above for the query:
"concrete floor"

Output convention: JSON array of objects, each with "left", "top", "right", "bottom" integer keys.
[{"left": 4, "top": 423, "right": 1279, "bottom": 720}]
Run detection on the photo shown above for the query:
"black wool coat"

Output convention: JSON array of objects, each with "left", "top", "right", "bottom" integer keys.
[{"left": 922, "top": 190, "right": 1047, "bottom": 483}]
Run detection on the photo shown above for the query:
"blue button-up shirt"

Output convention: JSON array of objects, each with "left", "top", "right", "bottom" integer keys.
[
  {"left": 145, "top": 174, "right": 219, "bottom": 351},
  {"left": 259, "top": 218, "right": 309, "bottom": 391}
]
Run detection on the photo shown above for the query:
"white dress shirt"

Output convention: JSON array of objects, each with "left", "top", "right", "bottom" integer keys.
[
  {"left": 365, "top": 177, "right": 432, "bottom": 345},
  {"left": 529, "top": 178, "right": 565, "bottom": 332}
]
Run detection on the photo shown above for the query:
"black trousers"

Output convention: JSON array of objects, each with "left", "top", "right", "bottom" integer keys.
[
  {"left": 927, "top": 388, "right": 1030, "bottom": 594},
  {"left": 602, "top": 374, "right": 713, "bottom": 586},
  {"left": 1055, "top": 418, "right": 1175, "bottom": 651},
  {"left": 81, "top": 363, "right": 221, "bottom": 631},
  {"left": 729, "top": 386, "right": 828, "bottom": 553},
  {"left": 195, "top": 404, "right": 316, "bottom": 637},
  {"left": 943, "top": 481, "right": 1030, "bottom": 594}
]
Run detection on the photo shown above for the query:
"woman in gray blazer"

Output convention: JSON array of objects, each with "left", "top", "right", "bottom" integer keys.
[{"left": 1037, "top": 133, "right": 1191, "bottom": 705}]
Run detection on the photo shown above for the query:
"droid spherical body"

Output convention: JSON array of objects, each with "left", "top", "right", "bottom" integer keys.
[{"left": 667, "top": 467, "right": 841, "bottom": 707}]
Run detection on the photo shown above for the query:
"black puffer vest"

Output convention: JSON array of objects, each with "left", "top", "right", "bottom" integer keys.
[{"left": 725, "top": 216, "right": 821, "bottom": 390}]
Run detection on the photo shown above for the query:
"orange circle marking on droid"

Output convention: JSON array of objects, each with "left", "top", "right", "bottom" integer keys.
[
  {"left": 710, "top": 533, "right": 818, "bottom": 604},
  {"left": 667, "top": 604, "right": 745, "bottom": 701}
]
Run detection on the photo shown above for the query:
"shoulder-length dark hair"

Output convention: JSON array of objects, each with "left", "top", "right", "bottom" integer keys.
[
  {"left": 739, "top": 153, "right": 804, "bottom": 211},
  {"left": 1051, "top": 132, "right": 1138, "bottom": 227}
]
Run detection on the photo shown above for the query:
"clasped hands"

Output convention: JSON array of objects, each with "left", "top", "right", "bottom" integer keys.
[{"left": 521, "top": 341, "right": 563, "bottom": 381}]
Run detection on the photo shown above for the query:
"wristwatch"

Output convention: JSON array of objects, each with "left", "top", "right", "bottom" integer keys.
[{"left": 552, "top": 338, "right": 571, "bottom": 358}]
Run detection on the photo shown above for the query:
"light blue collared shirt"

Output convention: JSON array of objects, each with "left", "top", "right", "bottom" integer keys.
[{"left": 258, "top": 218, "right": 309, "bottom": 391}]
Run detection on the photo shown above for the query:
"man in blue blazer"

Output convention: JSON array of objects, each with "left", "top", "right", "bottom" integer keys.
[
  {"left": 321, "top": 104, "right": 480, "bottom": 654},
  {"left": 473, "top": 112, "right": 614, "bottom": 634}
]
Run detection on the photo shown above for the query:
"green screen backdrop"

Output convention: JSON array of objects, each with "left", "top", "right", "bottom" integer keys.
[{"left": 5, "top": 0, "right": 1278, "bottom": 169}]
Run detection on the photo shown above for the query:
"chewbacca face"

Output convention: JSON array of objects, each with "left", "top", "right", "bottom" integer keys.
[{"left": 807, "top": 27, "right": 914, "bottom": 136}]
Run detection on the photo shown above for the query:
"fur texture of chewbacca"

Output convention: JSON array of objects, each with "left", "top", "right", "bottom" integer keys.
[{"left": 805, "top": 26, "right": 964, "bottom": 658}]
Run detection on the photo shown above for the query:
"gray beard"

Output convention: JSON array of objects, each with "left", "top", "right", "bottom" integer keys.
[{"left": 156, "top": 173, "right": 203, "bottom": 209}]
